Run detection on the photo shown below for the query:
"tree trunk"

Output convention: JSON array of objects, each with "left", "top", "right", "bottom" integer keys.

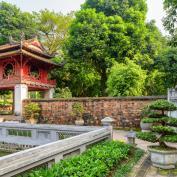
[
  {"left": 159, "top": 141, "right": 167, "bottom": 148},
  {"left": 100, "top": 70, "right": 107, "bottom": 96}
]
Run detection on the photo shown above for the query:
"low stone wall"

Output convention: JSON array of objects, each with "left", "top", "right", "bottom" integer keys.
[{"left": 23, "top": 96, "right": 166, "bottom": 127}]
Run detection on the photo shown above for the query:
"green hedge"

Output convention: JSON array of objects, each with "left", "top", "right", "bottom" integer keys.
[
  {"left": 29, "top": 141, "right": 131, "bottom": 177},
  {"left": 136, "top": 132, "right": 157, "bottom": 143},
  {"left": 152, "top": 125, "right": 176, "bottom": 134},
  {"left": 162, "top": 135, "right": 177, "bottom": 143},
  {"left": 149, "top": 100, "right": 177, "bottom": 111}
]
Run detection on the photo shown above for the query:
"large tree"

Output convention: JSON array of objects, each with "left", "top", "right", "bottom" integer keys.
[
  {"left": 155, "top": 47, "right": 177, "bottom": 88},
  {"left": 35, "top": 10, "right": 73, "bottom": 56},
  {"left": 0, "top": 2, "right": 37, "bottom": 44},
  {"left": 66, "top": 9, "right": 110, "bottom": 94},
  {"left": 66, "top": 0, "right": 165, "bottom": 95},
  {"left": 163, "top": 0, "right": 177, "bottom": 46}
]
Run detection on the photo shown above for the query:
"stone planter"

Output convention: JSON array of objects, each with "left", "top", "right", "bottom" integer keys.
[
  {"left": 75, "top": 120, "right": 84, "bottom": 126},
  {"left": 28, "top": 118, "right": 38, "bottom": 124},
  {"left": 148, "top": 146, "right": 177, "bottom": 169},
  {"left": 140, "top": 121, "right": 153, "bottom": 132}
]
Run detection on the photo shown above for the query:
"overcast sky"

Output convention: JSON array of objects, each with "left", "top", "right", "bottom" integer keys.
[{"left": 2, "top": 0, "right": 166, "bottom": 34}]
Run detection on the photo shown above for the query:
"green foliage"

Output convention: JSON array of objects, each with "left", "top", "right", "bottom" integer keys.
[
  {"left": 144, "top": 70, "right": 166, "bottom": 96},
  {"left": 141, "top": 105, "right": 163, "bottom": 118},
  {"left": 141, "top": 118, "right": 161, "bottom": 123},
  {"left": 149, "top": 99, "right": 177, "bottom": 111},
  {"left": 162, "top": 135, "right": 177, "bottom": 143},
  {"left": 54, "top": 87, "right": 72, "bottom": 98},
  {"left": 83, "top": 0, "right": 147, "bottom": 18},
  {"left": 167, "top": 118, "right": 177, "bottom": 126},
  {"left": 136, "top": 132, "right": 157, "bottom": 143},
  {"left": 163, "top": 0, "right": 177, "bottom": 46},
  {"left": 66, "top": 8, "right": 110, "bottom": 95},
  {"left": 0, "top": 151, "right": 10, "bottom": 157},
  {"left": 155, "top": 48, "right": 177, "bottom": 88},
  {"left": 52, "top": 61, "right": 101, "bottom": 97},
  {"left": 71, "top": 103, "right": 84, "bottom": 120},
  {"left": 113, "top": 148, "right": 144, "bottom": 177},
  {"left": 24, "top": 103, "right": 41, "bottom": 120},
  {"left": 67, "top": 0, "right": 165, "bottom": 95},
  {"left": 0, "top": 2, "right": 37, "bottom": 44},
  {"left": 107, "top": 60, "right": 146, "bottom": 96},
  {"left": 35, "top": 10, "right": 73, "bottom": 56},
  {"left": 152, "top": 125, "right": 176, "bottom": 134},
  {"left": 29, "top": 141, "right": 131, "bottom": 177},
  {"left": 138, "top": 100, "right": 177, "bottom": 147}
]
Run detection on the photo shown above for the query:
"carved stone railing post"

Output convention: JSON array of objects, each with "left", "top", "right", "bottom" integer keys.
[{"left": 101, "top": 117, "right": 115, "bottom": 139}]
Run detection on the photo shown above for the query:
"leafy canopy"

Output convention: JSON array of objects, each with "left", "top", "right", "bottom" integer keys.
[
  {"left": 155, "top": 47, "right": 177, "bottom": 88},
  {"left": 35, "top": 10, "right": 73, "bottom": 56},
  {"left": 0, "top": 2, "right": 37, "bottom": 44},
  {"left": 67, "top": 0, "right": 165, "bottom": 95},
  {"left": 107, "top": 60, "right": 147, "bottom": 96},
  {"left": 163, "top": 0, "right": 177, "bottom": 46}
]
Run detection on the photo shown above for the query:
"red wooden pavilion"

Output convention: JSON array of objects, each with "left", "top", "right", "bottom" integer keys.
[{"left": 0, "top": 38, "right": 57, "bottom": 115}]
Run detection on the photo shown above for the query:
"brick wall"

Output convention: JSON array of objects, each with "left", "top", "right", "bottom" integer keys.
[{"left": 23, "top": 96, "right": 166, "bottom": 127}]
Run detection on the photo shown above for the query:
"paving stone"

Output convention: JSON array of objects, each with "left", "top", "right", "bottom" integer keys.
[{"left": 113, "top": 130, "right": 177, "bottom": 177}]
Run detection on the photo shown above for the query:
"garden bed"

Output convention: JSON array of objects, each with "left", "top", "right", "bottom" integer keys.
[{"left": 27, "top": 141, "right": 144, "bottom": 177}]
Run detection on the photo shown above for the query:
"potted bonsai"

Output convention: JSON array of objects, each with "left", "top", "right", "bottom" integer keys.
[
  {"left": 71, "top": 103, "right": 84, "bottom": 126},
  {"left": 137, "top": 100, "right": 177, "bottom": 169},
  {"left": 140, "top": 106, "right": 162, "bottom": 132},
  {"left": 24, "top": 102, "right": 41, "bottom": 124},
  {"left": 140, "top": 117, "right": 153, "bottom": 132}
]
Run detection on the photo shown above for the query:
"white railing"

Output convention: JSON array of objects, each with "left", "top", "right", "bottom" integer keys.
[
  {"left": 0, "top": 125, "right": 111, "bottom": 177},
  {"left": 0, "top": 123, "right": 99, "bottom": 147}
]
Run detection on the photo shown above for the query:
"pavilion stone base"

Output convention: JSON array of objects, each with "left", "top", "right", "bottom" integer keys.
[
  {"left": 14, "top": 84, "right": 55, "bottom": 116},
  {"left": 14, "top": 84, "right": 28, "bottom": 116}
]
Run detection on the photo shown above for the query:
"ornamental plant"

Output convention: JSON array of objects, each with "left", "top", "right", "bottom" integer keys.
[
  {"left": 137, "top": 100, "right": 177, "bottom": 148},
  {"left": 29, "top": 141, "right": 131, "bottom": 177},
  {"left": 71, "top": 102, "right": 84, "bottom": 120},
  {"left": 24, "top": 103, "right": 41, "bottom": 121}
]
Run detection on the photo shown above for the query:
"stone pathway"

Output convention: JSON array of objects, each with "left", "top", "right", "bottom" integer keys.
[{"left": 113, "top": 130, "right": 177, "bottom": 177}]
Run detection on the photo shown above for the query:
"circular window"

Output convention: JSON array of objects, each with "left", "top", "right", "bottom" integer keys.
[
  {"left": 4, "top": 63, "right": 14, "bottom": 77},
  {"left": 30, "top": 65, "right": 40, "bottom": 79}
]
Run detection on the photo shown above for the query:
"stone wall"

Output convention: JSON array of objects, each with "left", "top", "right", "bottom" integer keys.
[{"left": 23, "top": 96, "right": 166, "bottom": 127}]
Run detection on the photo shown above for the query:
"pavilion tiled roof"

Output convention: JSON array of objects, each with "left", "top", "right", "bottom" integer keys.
[{"left": 0, "top": 38, "right": 58, "bottom": 65}]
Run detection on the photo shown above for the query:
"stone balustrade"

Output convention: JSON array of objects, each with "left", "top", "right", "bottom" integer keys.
[
  {"left": 0, "top": 123, "right": 100, "bottom": 147},
  {"left": 0, "top": 125, "right": 111, "bottom": 177}
]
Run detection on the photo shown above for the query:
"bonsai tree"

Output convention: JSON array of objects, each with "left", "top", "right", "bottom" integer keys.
[
  {"left": 71, "top": 103, "right": 85, "bottom": 125},
  {"left": 24, "top": 103, "right": 41, "bottom": 124},
  {"left": 137, "top": 100, "right": 177, "bottom": 148}
]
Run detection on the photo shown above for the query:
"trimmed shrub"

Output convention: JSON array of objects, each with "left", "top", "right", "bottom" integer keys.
[
  {"left": 29, "top": 141, "right": 131, "bottom": 177},
  {"left": 138, "top": 100, "right": 177, "bottom": 148},
  {"left": 136, "top": 132, "right": 157, "bottom": 143}
]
